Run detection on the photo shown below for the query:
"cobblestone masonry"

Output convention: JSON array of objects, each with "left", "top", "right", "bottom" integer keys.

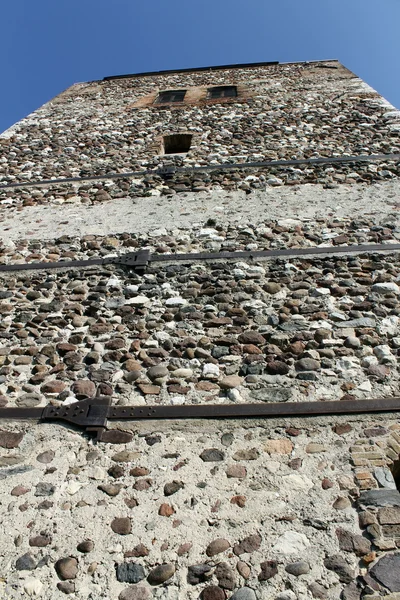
[{"left": 2, "top": 61, "right": 400, "bottom": 599}]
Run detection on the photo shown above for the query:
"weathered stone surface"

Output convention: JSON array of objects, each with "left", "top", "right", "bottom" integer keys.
[
  {"left": 71, "top": 379, "right": 96, "bottom": 398},
  {"left": 295, "top": 358, "right": 320, "bottom": 371},
  {"left": 230, "top": 588, "right": 257, "bottom": 600},
  {"left": 3, "top": 61, "right": 400, "bottom": 600},
  {"left": 285, "top": 561, "right": 310, "bottom": 576},
  {"left": 359, "top": 490, "right": 400, "bottom": 508},
  {"left": 101, "top": 429, "right": 133, "bottom": 443},
  {"left": 111, "top": 518, "right": 132, "bottom": 535},
  {"left": 341, "top": 582, "right": 362, "bottom": 600},
  {"left": 324, "top": 554, "right": 355, "bottom": 583},
  {"left": 164, "top": 481, "right": 184, "bottom": 496},
  {"left": 112, "top": 451, "right": 141, "bottom": 463},
  {"left": 200, "top": 449, "right": 225, "bottom": 462},
  {"left": 138, "top": 384, "right": 160, "bottom": 395},
  {"left": 275, "top": 593, "right": 297, "bottom": 600},
  {"left": 11, "top": 485, "right": 29, "bottom": 496},
  {"left": 336, "top": 528, "right": 371, "bottom": 556},
  {"left": 206, "top": 538, "right": 230, "bottom": 557},
  {"left": 158, "top": 503, "right": 175, "bottom": 517},
  {"left": 370, "top": 553, "right": 400, "bottom": 592},
  {"left": 226, "top": 464, "right": 247, "bottom": 478},
  {"left": 177, "top": 542, "right": 192, "bottom": 556},
  {"left": 265, "top": 361, "right": 290, "bottom": 375},
  {"left": 333, "top": 496, "right": 351, "bottom": 510},
  {"left": 55, "top": 557, "right": 78, "bottom": 580},
  {"left": 335, "top": 318, "right": 376, "bottom": 328},
  {"left": 221, "top": 433, "right": 234, "bottom": 446},
  {"left": 108, "top": 465, "right": 125, "bottom": 478},
  {"left": 41, "top": 380, "right": 66, "bottom": 394},
  {"left": 201, "top": 586, "right": 225, "bottom": 600},
  {"left": 98, "top": 484, "right": 122, "bottom": 496},
  {"left": 130, "top": 467, "right": 150, "bottom": 477},
  {"left": 333, "top": 423, "right": 353, "bottom": 435},
  {"left": 250, "top": 387, "right": 291, "bottom": 403},
  {"left": 322, "top": 477, "right": 334, "bottom": 489},
  {"left": 367, "top": 364, "right": 390, "bottom": 379},
  {"left": 372, "top": 282, "right": 400, "bottom": 295},
  {"left": 308, "top": 582, "right": 327, "bottom": 599},
  {"left": 29, "top": 535, "right": 51, "bottom": 547},
  {"left": 0, "top": 456, "right": 23, "bottom": 467},
  {"left": 77, "top": 540, "right": 94, "bottom": 553},
  {"left": 232, "top": 448, "right": 259, "bottom": 461},
  {"left": 23, "top": 580, "right": 44, "bottom": 596},
  {"left": 119, "top": 587, "right": 151, "bottom": 600},
  {"left": 234, "top": 533, "right": 262, "bottom": 555},
  {"left": 125, "top": 544, "right": 149, "bottom": 558},
  {"left": 215, "top": 561, "right": 236, "bottom": 589},
  {"left": 305, "top": 443, "right": 326, "bottom": 454},
  {"left": 124, "top": 359, "right": 142, "bottom": 372},
  {"left": 219, "top": 375, "right": 243, "bottom": 389},
  {"left": 145, "top": 435, "right": 161, "bottom": 447},
  {"left": 273, "top": 531, "right": 310, "bottom": 554},
  {"left": 264, "top": 282, "right": 281, "bottom": 294},
  {"left": 237, "top": 331, "right": 266, "bottom": 345},
  {"left": 264, "top": 439, "right": 293, "bottom": 454},
  {"left": 378, "top": 507, "right": 400, "bottom": 524},
  {"left": 34, "top": 482, "right": 55, "bottom": 496},
  {"left": 147, "top": 563, "right": 175, "bottom": 585},
  {"left": 0, "top": 430, "right": 24, "bottom": 449},
  {"left": 116, "top": 563, "right": 146, "bottom": 584},
  {"left": 258, "top": 560, "right": 278, "bottom": 581},
  {"left": 16, "top": 553, "right": 36, "bottom": 571},
  {"left": 231, "top": 495, "right": 246, "bottom": 507},
  {"left": 16, "top": 394, "right": 41, "bottom": 408},
  {"left": 374, "top": 467, "right": 397, "bottom": 490},
  {"left": 187, "top": 564, "right": 213, "bottom": 585},
  {"left": 133, "top": 478, "right": 152, "bottom": 491},
  {"left": 237, "top": 561, "right": 251, "bottom": 579},
  {"left": 36, "top": 450, "right": 55, "bottom": 463},
  {"left": 57, "top": 581, "right": 75, "bottom": 594},
  {"left": 147, "top": 365, "right": 169, "bottom": 380}
]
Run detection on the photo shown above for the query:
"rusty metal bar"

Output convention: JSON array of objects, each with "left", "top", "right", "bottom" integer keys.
[
  {"left": 103, "top": 59, "right": 341, "bottom": 81},
  {"left": 0, "top": 250, "right": 150, "bottom": 273},
  {"left": 103, "top": 60, "right": 281, "bottom": 80},
  {"left": 107, "top": 397, "right": 400, "bottom": 420},
  {"left": 151, "top": 243, "right": 400, "bottom": 264},
  {"left": 0, "top": 397, "right": 399, "bottom": 440},
  {"left": 0, "top": 153, "right": 399, "bottom": 190},
  {"left": 1, "top": 242, "right": 400, "bottom": 274},
  {"left": 0, "top": 407, "right": 43, "bottom": 420},
  {"left": 0, "top": 257, "right": 105, "bottom": 273}
]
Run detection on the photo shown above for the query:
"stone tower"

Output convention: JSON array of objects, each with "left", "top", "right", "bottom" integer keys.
[{"left": 1, "top": 60, "right": 400, "bottom": 599}]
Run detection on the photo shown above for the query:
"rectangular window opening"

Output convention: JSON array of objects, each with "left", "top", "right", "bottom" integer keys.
[
  {"left": 163, "top": 134, "right": 192, "bottom": 155},
  {"left": 155, "top": 90, "right": 186, "bottom": 104},
  {"left": 207, "top": 86, "right": 237, "bottom": 99}
]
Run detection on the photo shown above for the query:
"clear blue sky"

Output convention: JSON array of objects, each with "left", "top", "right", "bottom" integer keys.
[{"left": 1, "top": 0, "right": 399, "bottom": 134}]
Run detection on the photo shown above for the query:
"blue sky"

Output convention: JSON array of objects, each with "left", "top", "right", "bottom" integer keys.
[{"left": 1, "top": 0, "right": 399, "bottom": 134}]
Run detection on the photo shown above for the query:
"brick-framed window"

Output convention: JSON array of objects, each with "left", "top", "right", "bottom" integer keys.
[
  {"left": 130, "top": 85, "right": 246, "bottom": 109},
  {"left": 207, "top": 85, "right": 237, "bottom": 99},
  {"left": 155, "top": 90, "right": 186, "bottom": 104}
]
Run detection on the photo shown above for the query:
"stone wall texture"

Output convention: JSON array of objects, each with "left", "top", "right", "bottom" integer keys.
[{"left": 1, "top": 61, "right": 400, "bottom": 599}]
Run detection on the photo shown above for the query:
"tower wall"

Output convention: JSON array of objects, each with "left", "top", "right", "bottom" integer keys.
[{"left": 1, "top": 61, "right": 400, "bottom": 600}]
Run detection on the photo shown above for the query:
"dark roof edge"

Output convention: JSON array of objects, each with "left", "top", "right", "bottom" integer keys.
[{"left": 102, "top": 59, "right": 340, "bottom": 81}]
